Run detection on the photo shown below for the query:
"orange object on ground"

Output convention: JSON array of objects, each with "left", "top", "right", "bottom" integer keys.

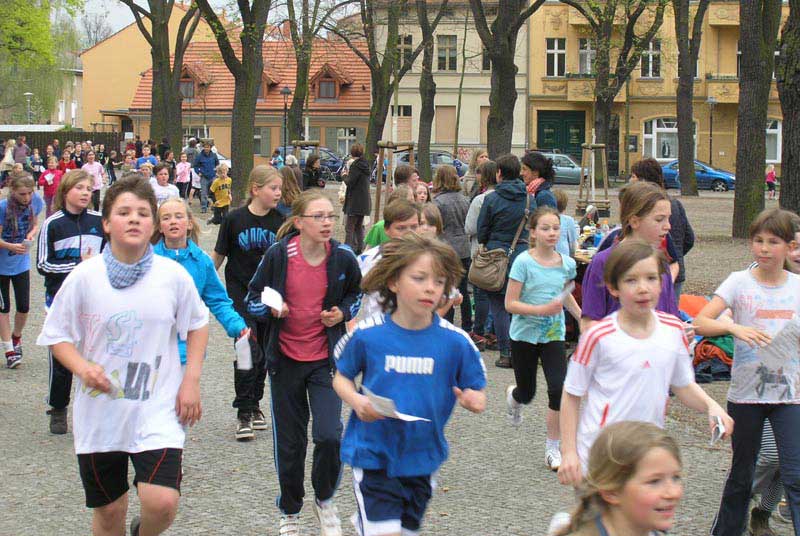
[
  {"left": 679, "top": 294, "right": 710, "bottom": 318},
  {"left": 693, "top": 339, "right": 733, "bottom": 367}
]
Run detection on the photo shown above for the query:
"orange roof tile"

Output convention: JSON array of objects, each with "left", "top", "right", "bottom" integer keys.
[{"left": 129, "top": 40, "right": 371, "bottom": 115}]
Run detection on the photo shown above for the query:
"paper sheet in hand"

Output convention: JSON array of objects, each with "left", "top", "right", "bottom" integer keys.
[
  {"left": 261, "top": 287, "right": 284, "bottom": 311},
  {"left": 362, "top": 386, "right": 430, "bottom": 422},
  {"left": 235, "top": 331, "right": 253, "bottom": 370}
]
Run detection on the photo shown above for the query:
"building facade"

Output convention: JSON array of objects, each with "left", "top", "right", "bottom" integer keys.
[{"left": 528, "top": 0, "right": 788, "bottom": 177}]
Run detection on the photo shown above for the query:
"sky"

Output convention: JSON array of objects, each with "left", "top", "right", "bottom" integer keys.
[{"left": 81, "top": 0, "right": 231, "bottom": 34}]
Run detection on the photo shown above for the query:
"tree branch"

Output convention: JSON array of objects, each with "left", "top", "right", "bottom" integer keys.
[
  {"left": 119, "top": 0, "right": 154, "bottom": 46},
  {"left": 195, "top": 0, "right": 244, "bottom": 76},
  {"left": 511, "top": 0, "right": 546, "bottom": 35},
  {"left": 559, "top": 0, "right": 599, "bottom": 30}
]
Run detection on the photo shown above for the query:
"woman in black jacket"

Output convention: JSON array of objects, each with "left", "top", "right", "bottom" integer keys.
[
  {"left": 343, "top": 143, "right": 371, "bottom": 254},
  {"left": 303, "top": 153, "right": 324, "bottom": 189}
]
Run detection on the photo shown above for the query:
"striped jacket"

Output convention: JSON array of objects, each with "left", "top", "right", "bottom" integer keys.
[{"left": 37, "top": 208, "right": 105, "bottom": 303}]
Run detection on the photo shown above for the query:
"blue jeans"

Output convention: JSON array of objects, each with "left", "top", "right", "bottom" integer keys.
[
  {"left": 711, "top": 402, "right": 800, "bottom": 535},
  {"left": 200, "top": 174, "right": 213, "bottom": 211},
  {"left": 473, "top": 286, "right": 490, "bottom": 335},
  {"left": 444, "top": 258, "right": 472, "bottom": 332},
  {"left": 487, "top": 291, "right": 510, "bottom": 355}
]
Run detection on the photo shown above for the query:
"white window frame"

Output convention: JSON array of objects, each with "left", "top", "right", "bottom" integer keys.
[
  {"left": 437, "top": 35, "right": 457, "bottom": 71},
  {"left": 179, "top": 79, "right": 195, "bottom": 100},
  {"left": 336, "top": 127, "right": 358, "bottom": 157},
  {"left": 546, "top": 38, "right": 566, "bottom": 77},
  {"left": 57, "top": 100, "right": 65, "bottom": 123},
  {"left": 71, "top": 101, "right": 78, "bottom": 124},
  {"left": 642, "top": 117, "right": 696, "bottom": 162},
  {"left": 640, "top": 39, "right": 661, "bottom": 78},
  {"left": 578, "top": 38, "right": 595, "bottom": 75},
  {"left": 766, "top": 120, "right": 782, "bottom": 164},
  {"left": 398, "top": 34, "right": 413, "bottom": 71}
]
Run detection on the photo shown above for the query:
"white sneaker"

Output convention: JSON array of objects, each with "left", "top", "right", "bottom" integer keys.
[
  {"left": 279, "top": 514, "right": 300, "bottom": 536},
  {"left": 314, "top": 499, "right": 342, "bottom": 536},
  {"left": 506, "top": 385, "right": 523, "bottom": 426},
  {"left": 547, "top": 511, "right": 572, "bottom": 535},
  {"left": 545, "top": 446, "right": 562, "bottom": 471}
]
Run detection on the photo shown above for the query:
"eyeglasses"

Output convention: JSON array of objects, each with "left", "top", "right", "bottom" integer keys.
[{"left": 299, "top": 213, "right": 339, "bottom": 222}]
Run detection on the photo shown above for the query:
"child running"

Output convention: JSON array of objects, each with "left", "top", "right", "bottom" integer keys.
[
  {"left": 552, "top": 421, "right": 684, "bottom": 536},
  {"left": 558, "top": 239, "right": 732, "bottom": 487},
  {"left": 694, "top": 208, "right": 800, "bottom": 535},
  {"left": 39, "top": 156, "right": 64, "bottom": 217},
  {"left": 333, "top": 233, "right": 487, "bottom": 536},
  {"left": 149, "top": 163, "right": 179, "bottom": 207},
  {"left": 244, "top": 190, "right": 362, "bottom": 536},
  {"left": 418, "top": 203, "right": 462, "bottom": 318},
  {"left": 36, "top": 176, "right": 209, "bottom": 536},
  {"left": 208, "top": 163, "right": 232, "bottom": 225},
  {"left": 211, "top": 165, "right": 284, "bottom": 441},
  {"left": 153, "top": 197, "right": 248, "bottom": 368},
  {"left": 505, "top": 206, "right": 581, "bottom": 472},
  {"left": 37, "top": 169, "right": 105, "bottom": 434},
  {"left": 175, "top": 152, "right": 191, "bottom": 199},
  {"left": 81, "top": 150, "right": 106, "bottom": 211},
  {"left": 0, "top": 172, "right": 44, "bottom": 368}
]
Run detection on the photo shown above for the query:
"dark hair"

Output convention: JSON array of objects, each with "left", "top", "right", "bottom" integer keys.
[
  {"left": 553, "top": 189, "right": 569, "bottom": 213},
  {"left": 477, "top": 160, "right": 498, "bottom": 189},
  {"left": 153, "top": 163, "right": 171, "bottom": 177},
  {"left": 383, "top": 198, "right": 420, "bottom": 228},
  {"left": 749, "top": 207, "right": 797, "bottom": 243},
  {"left": 394, "top": 164, "right": 418, "bottom": 185},
  {"left": 521, "top": 151, "right": 555, "bottom": 182},
  {"left": 103, "top": 174, "right": 158, "bottom": 227},
  {"left": 603, "top": 238, "right": 667, "bottom": 290},
  {"left": 432, "top": 165, "right": 461, "bottom": 193},
  {"left": 495, "top": 154, "right": 521, "bottom": 181},
  {"left": 305, "top": 153, "right": 321, "bottom": 170},
  {"left": 350, "top": 143, "right": 364, "bottom": 158},
  {"left": 631, "top": 158, "right": 665, "bottom": 188}
]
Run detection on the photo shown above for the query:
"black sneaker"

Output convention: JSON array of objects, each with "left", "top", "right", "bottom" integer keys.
[
  {"left": 495, "top": 354, "right": 512, "bottom": 369},
  {"left": 749, "top": 506, "right": 776, "bottom": 536},
  {"left": 5, "top": 351, "right": 21, "bottom": 369},
  {"left": 251, "top": 408, "right": 268, "bottom": 430},
  {"left": 130, "top": 515, "right": 140, "bottom": 536},
  {"left": 12, "top": 337, "right": 21, "bottom": 358},
  {"left": 47, "top": 408, "right": 68, "bottom": 434},
  {"left": 235, "top": 412, "right": 255, "bottom": 441}
]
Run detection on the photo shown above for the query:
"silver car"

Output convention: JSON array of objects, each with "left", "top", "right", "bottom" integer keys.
[{"left": 541, "top": 153, "right": 583, "bottom": 185}]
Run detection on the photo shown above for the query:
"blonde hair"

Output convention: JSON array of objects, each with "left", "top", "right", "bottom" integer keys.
[
  {"left": 276, "top": 190, "right": 331, "bottom": 239},
  {"left": 279, "top": 166, "right": 301, "bottom": 207},
  {"left": 247, "top": 164, "right": 282, "bottom": 206},
  {"left": 469, "top": 149, "right": 488, "bottom": 173},
  {"left": 216, "top": 162, "right": 230, "bottom": 175},
  {"left": 361, "top": 233, "right": 463, "bottom": 313},
  {"left": 557, "top": 421, "right": 682, "bottom": 535},
  {"left": 766, "top": 164, "right": 775, "bottom": 174},
  {"left": 151, "top": 197, "right": 199, "bottom": 245},
  {"left": 421, "top": 203, "right": 443, "bottom": 237},
  {"left": 54, "top": 169, "right": 93, "bottom": 211},
  {"left": 618, "top": 181, "right": 669, "bottom": 240}
]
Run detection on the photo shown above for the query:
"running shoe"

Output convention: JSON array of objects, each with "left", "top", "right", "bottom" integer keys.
[
  {"left": 749, "top": 506, "right": 776, "bottom": 536},
  {"left": 235, "top": 412, "right": 254, "bottom": 441},
  {"left": 251, "top": 408, "right": 268, "bottom": 430},
  {"left": 468, "top": 332, "right": 486, "bottom": 351},
  {"left": 506, "top": 385, "right": 523, "bottom": 426},
  {"left": 314, "top": 499, "right": 342, "bottom": 536},
  {"left": 547, "top": 512, "right": 571, "bottom": 535},
  {"left": 279, "top": 514, "right": 301, "bottom": 536},
  {"left": 495, "top": 353, "right": 512, "bottom": 368},
  {"left": 12, "top": 336, "right": 21, "bottom": 358},
  {"left": 546, "top": 446, "right": 562, "bottom": 472},
  {"left": 47, "top": 407, "right": 68, "bottom": 435},
  {"left": 5, "top": 351, "right": 21, "bottom": 369}
]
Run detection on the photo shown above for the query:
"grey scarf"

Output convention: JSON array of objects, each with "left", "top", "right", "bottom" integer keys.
[{"left": 103, "top": 244, "right": 154, "bottom": 289}]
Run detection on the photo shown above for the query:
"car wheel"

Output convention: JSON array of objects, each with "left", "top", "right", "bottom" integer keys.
[{"left": 711, "top": 179, "right": 728, "bottom": 192}]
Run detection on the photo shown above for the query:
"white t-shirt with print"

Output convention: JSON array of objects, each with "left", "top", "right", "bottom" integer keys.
[
  {"left": 36, "top": 255, "right": 209, "bottom": 454},
  {"left": 357, "top": 245, "right": 384, "bottom": 319},
  {"left": 563, "top": 310, "right": 695, "bottom": 468},
  {"left": 715, "top": 268, "right": 800, "bottom": 404},
  {"left": 149, "top": 177, "right": 180, "bottom": 206}
]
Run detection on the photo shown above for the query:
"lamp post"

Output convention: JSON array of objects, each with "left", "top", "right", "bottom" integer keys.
[
  {"left": 706, "top": 95, "right": 717, "bottom": 167},
  {"left": 23, "top": 92, "right": 33, "bottom": 124},
  {"left": 280, "top": 86, "right": 292, "bottom": 163}
]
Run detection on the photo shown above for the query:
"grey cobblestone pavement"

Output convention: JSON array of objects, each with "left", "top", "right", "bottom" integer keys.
[{"left": 0, "top": 187, "right": 792, "bottom": 535}]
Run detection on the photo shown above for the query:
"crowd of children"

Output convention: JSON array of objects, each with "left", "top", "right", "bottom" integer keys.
[{"left": 0, "top": 134, "right": 790, "bottom": 536}]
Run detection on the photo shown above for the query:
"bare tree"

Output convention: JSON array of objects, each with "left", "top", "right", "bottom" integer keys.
[
  {"left": 195, "top": 0, "right": 271, "bottom": 197},
  {"left": 469, "top": 0, "right": 544, "bottom": 157},
  {"left": 119, "top": 0, "right": 202, "bottom": 153},
  {"left": 777, "top": 0, "right": 800, "bottom": 214},
  {"left": 733, "top": 0, "right": 781, "bottom": 237},
  {"left": 82, "top": 11, "right": 113, "bottom": 48},
  {"left": 673, "top": 0, "right": 710, "bottom": 195}
]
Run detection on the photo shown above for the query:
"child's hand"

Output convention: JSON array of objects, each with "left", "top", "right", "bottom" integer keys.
[
  {"left": 78, "top": 362, "right": 111, "bottom": 393},
  {"left": 272, "top": 303, "right": 289, "bottom": 318},
  {"left": 539, "top": 299, "right": 564, "bottom": 316},
  {"left": 453, "top": 387, "right": 486, "bottom": 413},
  {"left": 176, "top": 377, "right": 202, "bottom": 426},
  {"left": 557, "top": 451, "right": 583, "bottom": 486},
  {"left": 81, "top": 247, "right": 95, "bottom": 261},
  {"left": 7, "top": 243, "right": 26, "bottom": 255},
  {"left": 708, "top": 406, "right": 734, "bottom": 440},
  {"left": 730, "top": 324, "right": 771, "bottom": 348},
  {"left": 353, "top": 393, "right": 383, "bottom": 422},
  {"left": 453, "top": 292, "right": 464, "bottom": 306},
  {"left": 320, "top": 306, "right": 344, "bottom": 327}
]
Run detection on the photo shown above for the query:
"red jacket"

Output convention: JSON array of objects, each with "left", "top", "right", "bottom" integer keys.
[
  {"left": 58, "top": 160, "right": 76, "bottom": 173},
  {"left": 39, "top": 169, "right": 64, "bottom": 197}
]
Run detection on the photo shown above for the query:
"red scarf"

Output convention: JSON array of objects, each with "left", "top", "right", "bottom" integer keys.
[{"left": 526, "top": 177, "right": 545, "bottom": 196}]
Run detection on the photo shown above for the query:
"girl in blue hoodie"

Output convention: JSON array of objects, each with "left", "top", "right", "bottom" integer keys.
[{"left": 152, "top": 197, "right": 247, "bottom": 364}]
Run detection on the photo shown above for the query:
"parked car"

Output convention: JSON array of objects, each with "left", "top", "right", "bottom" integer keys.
[
  {"left": 211, "top": 148, "right": 231, "bottom": 170},
  {"left": 394, "top": 150, "right": 466, "bottom": 177},
  {"left": 661, "top": 159, "right": 736, "bottom": 191},
  {"left": 275, "top": 145, "right": 344, "bottom": 181},
  {"left": 539, "top": 153, "right": 584, "bottom": 185}
]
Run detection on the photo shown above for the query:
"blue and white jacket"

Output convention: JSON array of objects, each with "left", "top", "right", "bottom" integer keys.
[
  {"left": 37, "top": 208, "right": 105, "bottom": 304},
  {"left": 244, "top": 233, "right": 362, "bottom": 374}
]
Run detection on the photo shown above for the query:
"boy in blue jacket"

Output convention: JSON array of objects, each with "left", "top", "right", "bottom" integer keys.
[{"left": 193, "top": 142, "right": 220, "bottom": 214}]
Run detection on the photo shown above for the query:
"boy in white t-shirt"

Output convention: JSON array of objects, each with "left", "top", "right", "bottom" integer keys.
[
  {"left": 149, "top": 164, "right": 180, "bottom": 207},
  {"left": 557, "top": 240, "right": 731, "bottom": 487},
  {"left": 37, "top": 176, "right": 209, "bottom": 536}
]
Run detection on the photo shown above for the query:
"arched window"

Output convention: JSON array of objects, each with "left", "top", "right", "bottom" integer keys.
[{"left": 642, "top": 117, "right": 695, "bottom": 161}]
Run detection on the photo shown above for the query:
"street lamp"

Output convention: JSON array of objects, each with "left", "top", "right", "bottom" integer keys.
[
  {"left": 23, "top": 92, "right": 33, "bottom": 124},
  {"left": 706, "top": 95, "right": 717, "bottom": 167},
  {"left": 280, "top": 86, "right": 292, "bottom": 163}
]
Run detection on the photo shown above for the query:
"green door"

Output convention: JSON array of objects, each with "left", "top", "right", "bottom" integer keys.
[{"left": 537, "top": 111, "right": 586, "bottom": 162}]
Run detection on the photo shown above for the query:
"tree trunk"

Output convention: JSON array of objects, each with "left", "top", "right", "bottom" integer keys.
[
  {"left": 148, "top": 12, "right": 172, "bottom": 145},
  {"left": 288, "top": 46, "right": 311, "bottom": 142},
  {"left": 778, "top": 0, "right": 800, "bottom": 213},
  {"left": 366, "top": 82, "right": 391, "bottom": 163},
  {"left": 417, "top": 40, "right": 435, "bottom": 181},
  {"left": 486, "top": 50, "right": 518, "bottom": 158},
  {"left": 230, "top": 71, "right": 261, "bottom": 199},
  {"left": 733, "top": 0, "right": 782, "bottom": 237}
]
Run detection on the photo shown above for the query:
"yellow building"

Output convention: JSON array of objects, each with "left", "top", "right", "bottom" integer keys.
[{"left": 528, "top": 1, "right": 787, "bottom": 177}]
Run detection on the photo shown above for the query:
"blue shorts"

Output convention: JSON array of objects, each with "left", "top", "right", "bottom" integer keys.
[{"left": 351, "top": 467, "right": 435, "bottom": 536}]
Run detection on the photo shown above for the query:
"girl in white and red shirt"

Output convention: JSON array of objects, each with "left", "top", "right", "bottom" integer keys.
[
  {"left": 244, "top": 189, "right": 361, "bottom": 536},
  {"left": 38, "top": 157, "right": 63, "bottom": 216},
  {"left": 557, "top": 239, "right": 732, "bottom": 488},
  {"left": 80, "top": 150, "right": 106, "bottom": 211}
]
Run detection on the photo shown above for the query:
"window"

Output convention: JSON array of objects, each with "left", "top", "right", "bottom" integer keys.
[
  {"left": 391, "top": 105, "right": 412, "bottom": 117},
  {"left": 318, "top": 79, "right": 336, "bottom": 99},
  {"left": 435, "top": 105, "right": 456, "bottom": 143},
  {"left": 336, "top": 127, "right": 358, "bottom": 156},
  {"left": 183, "top": 127, "right": 207, "bottom": 147},
  {"left": 482, "top": 47, "right": 491, "bottom": 71},
  {"left": 71, "top": 101, "right": 78, "bottom": 124},
  {"left": 253, "top": 127, "right": 272, "bottom": 155},
  {"left": 578, "top": 38, "right": 595, "bottom": 75},
  {"left": 57, "top": 100, "right": 65, "bottom": 122},
  {"left": 642, "top": 117, "right": 695, "bottom": 160},
  {"left": 179, "top": 79, "right": 195, "bottom": 100},
  {"left": 398, "top": 35, "right": 413, "bottom": 71},
  {"left": 437, "top": 35, "right": 457, "bottom": 71},
  {"left": 640, "top": 39, "right": 661, "bottom": 78},
  {"left": 773, "top": 48, "right": 780, "bottom": 80},
  {"left": 766, "top": 120, "right": 782, "bottom": 163},
  {"left": 546, "top": 38, "right": 566, "bottom": 77}
]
